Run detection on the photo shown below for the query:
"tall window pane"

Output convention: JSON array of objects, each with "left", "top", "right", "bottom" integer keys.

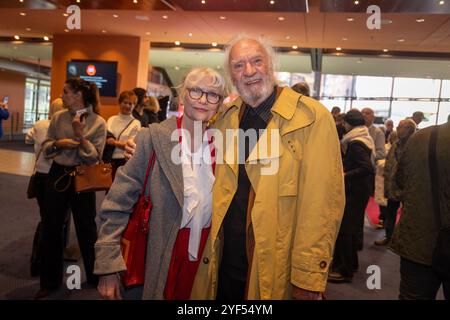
[
  {"left": 391, "top": 101, "right": 438, "bottom": 128},
  {"left": 441, "top": 80, "right": 450, "bottom": 98},
  {"left": 355, "top": 76, "right": 393, "bottom": 98},
  {"left": 393, "top": 78, "right": 440, "bottom": 98},
  {"left": 319, "top": 98, "right": 351, "bottom": 112},
  {"left": 437, "top": 102, "right": 450, "bottom": 124},
  {"left": 321, "top": 74, "right": 353, "bottom": 97}
]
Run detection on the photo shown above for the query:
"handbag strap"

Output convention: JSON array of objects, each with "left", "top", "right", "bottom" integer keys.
[
  {"left": 428, "top": 125, "right": 442, "bottom": 228},
  {"left": 140, "top": 151, "right": 156, "bottom": 195},
  {"left": 117, "top": 120, "right": 136, "bottom": 140}
]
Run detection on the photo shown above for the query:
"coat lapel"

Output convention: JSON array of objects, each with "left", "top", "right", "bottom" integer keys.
[{"left": 150, "top": 118, "right": 184, "bottom": 207}]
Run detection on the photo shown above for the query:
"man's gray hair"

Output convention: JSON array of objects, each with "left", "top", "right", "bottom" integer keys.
[
  {"left": 403, "top": 118, "right": 417, "bottom": 133},
  {"left": 223, "top": 34, "right": 279, "bottom": 87}
]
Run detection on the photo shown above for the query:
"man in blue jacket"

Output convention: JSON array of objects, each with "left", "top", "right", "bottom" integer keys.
[{"left": 0, "top": 102, "right": 10, "bottom": 139}]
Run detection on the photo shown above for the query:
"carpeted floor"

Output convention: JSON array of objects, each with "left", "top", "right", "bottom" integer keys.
[{"left": 0, "top": 170, "right": 444, "bottom": 300}]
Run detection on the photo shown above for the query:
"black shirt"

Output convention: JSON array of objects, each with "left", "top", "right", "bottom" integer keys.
[{"left": 219, "top": 88, "right": 277, "bottom": 286}]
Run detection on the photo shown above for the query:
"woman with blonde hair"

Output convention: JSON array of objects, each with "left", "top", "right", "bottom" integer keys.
[{"left": 95, "top": 67, "right": 227, "bottom": 300}]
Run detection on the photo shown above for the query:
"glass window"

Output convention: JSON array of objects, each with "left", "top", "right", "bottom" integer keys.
[
  {"left": 393, "top": 77, "right": 440, "bottom": 98},
  {"left": 354, "top": 76, "right": 393, "bottom": 98},
  {"left": 23, "top": 78, "right": 51, "bottom": 130},
  {"left": 390, "top": 101, "right": 438, "bottom": 128},
  {"left": 291, "top": 72, "right": 315, "bottom": 89},
  {"left": 321, "top": 74, "right": 353, "bottom": 98},
  {"left": 437, "top": 102, "right": 450, "bottom": 124},
  {"left": 319, "top": 98, "right": 352, "bottom": 113},
  {"left": 350, "top": 100, "right": 391, "bottom": 120},
  {"left": 441, "top": 80, "right": 450, "bottom": 98},
  {"left": 275, "top": 72, "right": 291, "bottom": 87}
]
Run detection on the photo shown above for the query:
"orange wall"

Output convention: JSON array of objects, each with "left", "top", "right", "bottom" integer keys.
[
  {"left": 0, "top": 70, "right": 26, "bottom": 135},
  {"left": 51, "top": 34, "right": 150, "bottom": 120}
]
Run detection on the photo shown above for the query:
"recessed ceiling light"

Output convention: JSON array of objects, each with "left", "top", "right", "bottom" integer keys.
[
  {"left": 346, "top": 17, "right": 354, "bottom": 22},
  {"left": 439, "top": 1, "right": 445, "bottom": 5},
  {"left": 188, "top": 32, "right": 193, "bottom": 37},
  {"left": 201, "top": 0, "right": 206, "bottom": 4},
  {"left": 292, "top": 45, "right": 298, "bottom": 49},
  {"left": 133, "top": 0, "right": 138, "bottom": 3},
  {"left": 26, "top": 28, "right": 31, "bottom": 31},
  {"left": 278, "top": 16, "right": 285, "bottom": 21},
  {"left": 135, "top": 15, "right": 149, "bottom": 21},
  {"left": 76, "top": 0, "right": 81, "bottom": 3},
  {"left": 175, "top": 41, "right": 181, "bottom": 46},
  {"left": 416, "top": 18, "right": 425, "bottom": 22},
  {"left": 63, "top": 13, "right": 69, "bottom": 17},
  {"left": 64, "top": 29, "right": 69, "bottom": 32},
  {"left": 342, "top": 37, "right": 348, "bottom": 41},
  {"left": 102, "top": 30, "right": 107, "bottom": 33},
  {"left": 145, "top": 32, "right": 151, "bottom": 35},
  {"left": 113, "top": 14, "right": 119, "bottom": 18},
  {"left": 212, "top": 42, "right": 218, "bottom": 47},
  {"left": 383, "top": 49, "right": 389, "bottom": 52},
  {"left": 397, "top": 38, "right": 405, "bottom": 42},
  {"left": 219, "top": 16, "right": 226, "bottom": 20},
  {"left": 354, "top": 1, "right": 359, "bottom": 4},
  {"left": 14, "top": 35, "right": 20, "bottom": 40},
  {"left": 43, "top": 36, "right": 49, "bottom": 41},
  {"left": 19, "top": 0, "right": 24, "bottom": 3},
  {"left": 270, "top": 1, "right": 275, "bottom": 4},
  {"left": 162, "top": 15, "right": 168, "bottom": 19},
  {"left": 19, "top": 12, "right": 26, "bottom": 16},
  {"left": 285, "top": 35, "right": 291, "bottom": 40},
  {"left": 175, "top": 66, "right": 180, "bottom": 70},
  {"left": 336, "top": 47, "right": 342, "bottom": 51}
]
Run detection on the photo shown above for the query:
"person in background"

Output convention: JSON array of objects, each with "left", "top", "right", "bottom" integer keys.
[
  {"left": 132, "top": 88, "right": 153, "bottom": 127},
  {"left": 104, "top": 91, "right": 141, "bottom": 179},
  {"left": 331, "top": 106, "right": 341, "bottom": 120},
  {"left": 95, "top": 67, "right": 227, "bottom": 300},
  {"left": 335, "top": 113, "right": 347, "bottom": 140},
  {"left": 146, "top": 96, "right": 161, "bottom": 125},
  {"left": 0, "top": 101, "right": 10, "bottom": 139},
  {"left": 384, "top": 119, "right": 397, "bottom": 144},
  {"left": 26, "top": 98, "right": 64, "bottom": 277},
  {"left": 157, "top": 95, "right": 170, "bottom": 122},
  {"left": 390, "top": 121, "right": 450, "bottom": 300},
  {"left": 411, "top": 111, "right": 425, "bottom": 128},
  {"left": 374, "top": 119, "right": 416, "bottom": 246},
  {"left": 328, "top": 110, "right": 374, "bottom": 283},
  {"left": 291, "top": 82, "right": 310, "bottom": 97},
  {"left": 35, "top": 78, "right": 106, "bottom": 299}
]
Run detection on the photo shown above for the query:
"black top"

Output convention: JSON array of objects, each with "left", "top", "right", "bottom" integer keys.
[
  {"left": 132, "top": 108, "right": 160, "bottom": 127},
  {"left": 219, "top": 88, "right": 276, "bottom": 285}
]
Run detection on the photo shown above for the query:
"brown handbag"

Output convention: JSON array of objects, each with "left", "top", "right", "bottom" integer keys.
[{"left": 73, "top": 161, "right": 113, "bottom": 193}]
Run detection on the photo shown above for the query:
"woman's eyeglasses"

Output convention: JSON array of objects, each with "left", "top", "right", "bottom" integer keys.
[{"left": 188, "top": 87, "right": 221, "bottom": 104}]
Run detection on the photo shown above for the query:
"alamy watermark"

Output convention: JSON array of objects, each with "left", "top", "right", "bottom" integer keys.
[{"left": 66, "top": 5, "right": 81, "bottom": 30}]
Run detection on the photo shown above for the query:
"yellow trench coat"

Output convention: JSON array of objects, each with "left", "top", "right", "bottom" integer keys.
[{"left": 191, "top": 87, "right": 345, "bottom": 299}]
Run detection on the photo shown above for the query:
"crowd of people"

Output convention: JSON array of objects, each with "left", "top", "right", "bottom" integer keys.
[{"left": 24, "top": 35, "right": 449, "bottom": 301}]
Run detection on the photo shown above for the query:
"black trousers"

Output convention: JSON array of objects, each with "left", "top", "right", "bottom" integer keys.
[
  {"left": 400, "top": 257, "right": 449, "bottom": 300},
  {"left": 39, "top": 162, "right": 98, "bottom": 290},
  {"left": 332, "top": 233, "right": 359, "bottom": 277},
  {"left": 385, "top": 200, "right": 401, "bottom": 240}
]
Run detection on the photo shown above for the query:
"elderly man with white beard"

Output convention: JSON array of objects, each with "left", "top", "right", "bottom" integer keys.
[{"left": 191, "top": 36, "right": 345, "bottom": 300}]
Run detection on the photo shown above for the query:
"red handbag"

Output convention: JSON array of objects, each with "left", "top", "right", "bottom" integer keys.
[{"left": 121, "top": 151, "right": 156, "bottom": 287}]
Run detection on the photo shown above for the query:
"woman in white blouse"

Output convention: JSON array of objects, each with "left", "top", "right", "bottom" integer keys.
[
  {"left": 95, "top": 67, "right": 227, "bottom": 300},
  {"left": 104, "top": 91, "right": 141, "bottom": 178}
]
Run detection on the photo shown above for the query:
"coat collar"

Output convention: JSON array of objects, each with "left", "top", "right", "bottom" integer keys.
[{"left": 150, "top": 117, "right": 183, "bottom": 207}]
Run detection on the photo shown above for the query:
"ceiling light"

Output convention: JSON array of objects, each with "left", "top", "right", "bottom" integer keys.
[
  {"left": 63, "top": 13, "right": 69, "bottom": 17},
  {"left": 212, "top": 42, "right": 218, "bottom": 47},
  {"left": 20, "top": 0, "right": 24, "bottom": 3},
  {"left": 416, "top": 18, "right": 425, "bottom": 22},
  {"left": 174, "top": 66, "right": 180, "bottom": 70},
  {"left": 102, "top": 30, "right": 107, "bottom": 33},
  {"left": 201, "top": 0, "right": 206, "bottom": 4},
  {"left": 174, "top": 41, "right": 180, "bottom": 46},
  {"left": 383, "top": 49, "right": 389, "bottom": 52},
  {"left": 76, "top": 0, "right": 81, "bottom": 3},
  {"left": 216, "top": 65, "right": 221, "bottom": 69},
  {"left": 354, "top": 1, "right": 359, "bottom": 4},
  {"left": 278, "top": 16, "right": 285, "bottom": 21},
  {"left": 270, "top": 1, "right": 275, "bottom": 4},
  {"left": 146, "top": 32, "right": 151, "bottom": 35},
  {"left": 133, "top": 0, "right": 138, "bottom": 3},
  {"left": 342, "top": 37, "right": 348, "bottom": 41},
  {"left": 14, "top": 35, "right": 20, "bottom": 40},
  {"left": 336, "top": 47, "right": 342, "bottom": 51},
  {"left": 439, "top": 1, "right": 445, "bottom": 5},
  {"left": 219, "top": 16, "right": 226, "bottom": 20},
  {"left": 26, "top": 28, "right": 31, "bottom": 31},
  {"left": 113, "top": 14, "right": 119, "bottom": 18},
  {"left": 292, "top": 45, "right": 298, "bottom": 50},
  {"left": 188, "top": 32, "right": 193, "bottom": 37},
  {"left": 397, "top": 38, "right": 405, "bottom": 42},
  {"left": 162, "top": 15, "right": 168, "bottom": 19},
  {"left": 64, "top": 29, "right": 69, "bottom": 32},
  {"left": 43, "top": 36, "right": 49, "bottom": 41},
  {"left": 346, "top": 17, "right": 354, "bottom": 22},
  {"left": 19, "top": 12, "right": 26, "bottom": 16}
]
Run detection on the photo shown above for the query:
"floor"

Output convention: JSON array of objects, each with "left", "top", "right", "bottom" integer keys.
[{"left": 0, "top": 142, "right": 444, "bottom": 300}]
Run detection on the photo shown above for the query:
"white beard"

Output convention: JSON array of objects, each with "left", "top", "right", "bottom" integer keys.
[{"left": 236, "top": 75, "right": 274, "bottom": 107}]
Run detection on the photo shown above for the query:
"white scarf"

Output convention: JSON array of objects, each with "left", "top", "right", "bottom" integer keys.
[{"left": 341, "top": 126, "right": 376, "bottom": 165}]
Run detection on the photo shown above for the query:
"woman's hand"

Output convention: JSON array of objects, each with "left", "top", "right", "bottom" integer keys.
[
  {"left": 72, "top": 114, "right": 86, "bottom": 138},
  {"left": 97, "top": 274, "right": 122, "bottom": 300},
  {"left": 124, "top": 138, "right": 137, "bottom": 160},
  {"left": 55, "top": 139, "right": 80, "bottom": 149},
  {"left": 106, "top": 137, "right": 117, "bottom": 146}
]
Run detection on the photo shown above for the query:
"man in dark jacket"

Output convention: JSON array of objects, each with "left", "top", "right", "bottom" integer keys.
[
  {"left": 0, "top": 102, "right": 10, "bottom": 139},
  {"left": 390, "top": 122, "right": 450, "bottom": 300}
]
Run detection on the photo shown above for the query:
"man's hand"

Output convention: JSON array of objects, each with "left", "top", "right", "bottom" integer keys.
[
  {"left": 0, "top": 102, "right": 8, "bottom": 110},
  {"left": 54, "top": 139, "right": 80, "bottom": 149},
  {"left": 72, "top": 114, "right": 86, "bottom": 138},
  {"left": 292, "top": 286, "right": 323, "bottom": 300},
  {"left": 97, "top": 274, "right": 122, "bottom": 300},
  {"left": 124, "top": 138, "right": 137, "bottom": 160}
]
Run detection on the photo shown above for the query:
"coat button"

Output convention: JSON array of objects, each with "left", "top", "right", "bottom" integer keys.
[
  {"left": 203, "top": 257, "right": 209, "bottom": 264},
  {"left": 320, "top": 261, "right": 327, "bottom": 269}
]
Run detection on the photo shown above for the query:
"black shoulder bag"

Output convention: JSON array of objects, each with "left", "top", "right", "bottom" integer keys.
[
  {"left": 102, "top": 119, "right": 135, "bottom": 162},
  {"left": 429, "top": 125, "right": 450, "bottom": 280}
]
